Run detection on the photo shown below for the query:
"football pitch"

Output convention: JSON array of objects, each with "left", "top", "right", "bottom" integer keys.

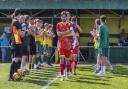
[{"left": 0, "top": 63, "right": 128, "bottom": 89}]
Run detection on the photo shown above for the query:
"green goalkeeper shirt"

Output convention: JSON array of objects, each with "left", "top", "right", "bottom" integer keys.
[{"left": 99, "top": 23, "right": 109, "bottom": 48}]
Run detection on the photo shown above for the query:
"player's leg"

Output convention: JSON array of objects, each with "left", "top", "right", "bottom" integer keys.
[
  {"left": 29, "top": 55, "right": 32, "bottom": 70},
  {"left": 65, "top": 49, "right": 71, "bottom": 80},
  {"left": 8, "top": 44, "right": 22, "bottom": 80},
  {"left": 17, "top": 45, "right": 22, "bottom": 70},
  {"left": 29, "top": 45, "right": 34, "bottom": 70},
  {"left": 21, "top": 56, "right": 27, "bottom": 71},
  {"left": 21, "top": 45, "right": 28, "bottom": 72},
  {"left": 97, "top": 48, "right": 104, "bottom": 75},
  {"left": 32, "top": 55, "right": 36, "bottom": 70},
  {"left": 44, "top": 45, "right": 51, "bottom": 67},
  {"left": 59, "top": 48, "right": 65, "bottom": 81},
  {"left": 46, "top": 46, "right": 50, "bottom": 65},
  {"left": 104, "top": 48, "right": 114, "bottom": 72},
  {"left": 31, "top": 45, "right": 37, "bottom": 70},
  {"left": 95, "top": 48, "right": 101, "bottom": 73},
  {"left": 97, "top": 48, "right": 107, "bottom": 75},
  {"left": 40, "top": 44, "right": 44, "bottom": 65},
  {"left": 38, "top": 43, "right": 42, "bottom": 65},
  {"left": 35, "top": 42, "right": 41, "bottom": 68},
  {"left": 42, "top": 45, "right": 47, "bottom": 66},
  {"left": 63, "top": 58, "right": 66, "bottom": 76},
  {"left": 105, "top": 58, "right": 114, "bottom": 72},
  {"left": 47, "top": 46, "right": 53, "bottom": 66},
  {"left": 72, "top": 46, "right": 78, "bottom": 75},
  {"left": 96, "top": 55, "right": 101, "bottom": 72},
  {"left": 60, "top": 55, "right": 65, "bottom": 81}
]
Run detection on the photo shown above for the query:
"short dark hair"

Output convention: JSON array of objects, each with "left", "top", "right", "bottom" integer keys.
[
  {"left": 100, "top": 15, "right": 106, "bottom": 22},
  {"left": 48, "top": 24, "right": 53, "bottom": 28},
  {"left": 24, "top": 15, "right": 29, "bottom": 21},
  {"left": 61, "top": 11, "right": 67, "bottom": 16},
  {"left": 14, "top": 8, "right": 21, "bottom": 17},
  {"left": 44, "top": 23, "right": 49, "bottom": 27}
]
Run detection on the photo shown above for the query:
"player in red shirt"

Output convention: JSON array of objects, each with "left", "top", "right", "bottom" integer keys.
[{"left": 56, "top": 11, "right": 72, "bottom": 81}]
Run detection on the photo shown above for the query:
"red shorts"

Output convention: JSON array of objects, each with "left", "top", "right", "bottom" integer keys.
[
  {"left": 73, "top": 45, "right": 78, "bottom": 55},
  {"left": 59, "top": 48, "right": 71, "bottom": 58}
]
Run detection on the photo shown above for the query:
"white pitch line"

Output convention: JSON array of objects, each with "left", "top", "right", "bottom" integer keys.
[{"left": 42, "top": 75, "right": 59, "bottom": 89}]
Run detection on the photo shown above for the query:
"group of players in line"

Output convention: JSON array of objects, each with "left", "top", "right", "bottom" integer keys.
[
  {"left": 8, "top": 9, "right": 114, "bottom": 81},
  {"left": 9, "top": 9, "right": 55, "bottom": 81}
]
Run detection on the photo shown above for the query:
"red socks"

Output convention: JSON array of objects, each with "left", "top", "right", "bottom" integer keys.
[
  {"left": 60, "top": 64, "right": 64, "bottom": 76},
  {"left": 74, "top": 60, "right": 77, "bottom": 72},
  {"left": 66, "top": 64, "right": 70, "bottom": 73},
  {"left": 72, "top": 58, "right": 77, "bottom": 73}
]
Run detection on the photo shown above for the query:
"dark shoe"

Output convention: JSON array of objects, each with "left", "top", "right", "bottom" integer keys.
[
  {"left": 95, "top": 67, "right": 101, "bottom": 73},
  {"left": 8, "top": 78, "right": 13, "bottom": 81},
  {"left": 23, "top": 70, "right": 29, "bottom": 75},
  {"left": 36, "top": 66, "right": 41, "bottom": 70},
  {"left": 48, "top": 64, "right": 53, "bottom": 66}
]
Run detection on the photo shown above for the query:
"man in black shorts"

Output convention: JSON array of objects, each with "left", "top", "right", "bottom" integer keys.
[{"left": 8, "top": 9, "right": 24, "bottom": 81}]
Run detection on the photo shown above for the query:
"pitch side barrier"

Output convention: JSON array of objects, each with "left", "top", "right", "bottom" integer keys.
[
  {"left": 0, "top": 46, "right": 128, "bottom": 63},
  {"left": 78, "top": 46, "right": 128, "bottom": 63}
]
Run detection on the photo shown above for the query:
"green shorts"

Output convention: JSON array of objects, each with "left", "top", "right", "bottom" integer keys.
[
  {"left": 36, "top": 42, "right": 44, "bottom": 53},
  {"left": 43, "top": 45, "right": 52, "bottom": 56},
  {"left": 43, "top": 44, "right": 48, "bottom": 52},
  {"left": 39, "top": 45, "right": 44, "bottom": 53},
  {"left": 98, "top": 48, "right": 109, "bottom": 57},
  {"left": 36, "top": 42, "right": 40, "bottom": 53}
]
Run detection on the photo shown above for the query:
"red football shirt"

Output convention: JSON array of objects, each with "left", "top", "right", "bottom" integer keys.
[{"left": 56, "top": 22, "right": 71, "bottom": 50}]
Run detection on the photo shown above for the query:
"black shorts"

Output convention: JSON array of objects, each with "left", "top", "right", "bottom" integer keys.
[
  {"left": 29, "top": 44, "right": 36, "bottom": 55},
  {"left": 13, "top": 44, "right": 22, "bottom": 58},
  {"left": 22, "top": 45, "right": 29, "bottom": 56}
]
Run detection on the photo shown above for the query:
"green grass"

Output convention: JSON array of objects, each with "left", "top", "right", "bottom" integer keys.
[
  {"left": 0, "top": 64, "right": 128, "bottom": 89},
  {"left": 0, "top": 63, "right": 59, "bottom": 89},
  {"left": 48, "top": 64, "right": 128, "bottom": 89}
]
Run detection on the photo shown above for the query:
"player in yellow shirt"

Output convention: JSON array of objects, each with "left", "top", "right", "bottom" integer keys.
[
  {"left": 41, "top": 23, "right": 49, "bottom": 66},
  {"left": 46, "top": 24, "right": 55, "bottom": 66},
  {"left": 34, "top": 19, "right": 42, "bottom": 70},
  {"left": 90, "top": 19, "right": 101, "bottom": 73}
]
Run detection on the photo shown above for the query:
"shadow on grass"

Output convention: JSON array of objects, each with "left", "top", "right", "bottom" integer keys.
[
  {"left": 69, "top": 65, "right": 111, "bottom": 86},
  {"left": 78, "top": 76, "right": 109, "bottom": 81},
  {"left": 18, "top": 66, "right": 59, "bottom": 87},
  {"left": 70, "top": 79, "right": 110, "bottom": 85},
  {"left": 113, "top": 65, "right": 128, "bottom": 77},
  {"left": 78, "top": 66, "right": 94, "bottom": 72},
  {"left": 49, "top": 82, "right": 60, "bottom": 87}
]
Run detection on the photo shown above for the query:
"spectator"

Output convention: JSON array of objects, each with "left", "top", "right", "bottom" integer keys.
[
  {"left": 120, "top": 29, "right": 127, "bottom": 42},
  {"left": 0, "top": 32, "right": 8, "bottom": 63},
  {"left": 118, "top": 40, "right": 128, "bottom": 46}
]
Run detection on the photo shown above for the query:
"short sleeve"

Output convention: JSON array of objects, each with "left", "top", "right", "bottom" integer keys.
[{"left": 13, "top": 21, "right": 22, "bottom": 30}]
